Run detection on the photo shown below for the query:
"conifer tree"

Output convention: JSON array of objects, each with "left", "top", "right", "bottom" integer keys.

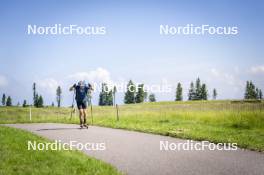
[
  {"left": 244, "top": 81, "right": 260, "bottom": 99},
  {"left": 56, "top": 86, "right": 62, "bottom": 107},
  {"left": 212, "top": 88, "right": 217, "bottom": 100},
  {"left": 149, "top": 93, "right": 156, "bottom": 102},
  {"left": 99, "top": 83, "right": 113, "bottom": 106},
  {"left": 135, "top": 84, "right": 145, "bottom": 103},
  {"left": 23, "top": 100, "right": 27, "bottom": 107},
  {"left": 2, "top": 93, "right": 6, "bottom": 106},
  {"left": 200, "top": 84, "right": 208, "bottom": 100},
  {"left": 188, "top": 82, "right": 195, "bottom": 100},
  {"left": 6, "top": 96, "right": 12, "bottom": 106},
  {"left": 175, "top": 83, "right": 183, "bottom": 101},
  {"left": 124, "top": 80, "right": 136, "bottom": 104},
  {"left": 37, "top": 95, "right": 44, "bottom": 107},
  {"left": 194, "top": 77, "right": 202, "bottom": 100},
  {"left": 259, "top": 89, "right": 263, "bottom": 99},
  {"left": 33, "top": 82, "right": 37, "bottom": 107}
]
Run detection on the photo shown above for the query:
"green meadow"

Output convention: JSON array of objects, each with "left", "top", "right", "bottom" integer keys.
[
  {"left": 0, "top": 100, "right": 263, "bottom": 151},
  {"left": 0, "top": 126, "right": 121, "bottom": 175}
]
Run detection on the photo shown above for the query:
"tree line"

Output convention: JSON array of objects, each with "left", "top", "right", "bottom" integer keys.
[
  {"left": 98, "top": 80, "right": 155, "bottom": 106},
  {"left": 0, "top": 79, "right": 263, "bottom": 107},
  {"left": 100, "top": 78, "right": 211, "bottom": 106},
  {"left": 244, "top": 81, "right": 263, "bottom": 99},
  {"left": 1, "top": 82, "right": 62, "bottom": 108}
]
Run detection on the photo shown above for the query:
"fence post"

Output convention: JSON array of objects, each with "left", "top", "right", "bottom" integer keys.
[
  {"left": 116, "top": 104, "right": 119, "bottom": 121},
  {"left": 29, "top": 107, "right": 32, "bottom": 121}
]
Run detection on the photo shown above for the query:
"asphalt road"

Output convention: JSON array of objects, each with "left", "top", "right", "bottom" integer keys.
[{"left": 5, "top": 123, "right": 264, "bottom": 175}]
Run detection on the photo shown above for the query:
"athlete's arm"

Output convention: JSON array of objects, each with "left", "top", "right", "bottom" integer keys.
[{"left": 69, "top": 84, "right": 76, "bottom": 91}]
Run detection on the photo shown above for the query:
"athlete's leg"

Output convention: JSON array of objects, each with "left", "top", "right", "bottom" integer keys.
[
  {"left": 79, "top": 109, "right": 84, "bottom": 126},
  {"left": 83, "top": 102, "right": 88, "bottom": 127},
  {"left": 83, "top": 109, "right": 87, "bottom": 125}
]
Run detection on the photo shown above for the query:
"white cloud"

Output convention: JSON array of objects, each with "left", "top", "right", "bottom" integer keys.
[
  {"left": 0, "top": 75, "right": 8, "bottom": 87},
  {"left": 208, "top": 68, "right": 245, "bottom": 99},
  {"left": 210, "top": 68, "right": 243, "bottom": 86},
  {"left": 37, "top": 78, "right": 59, "bottom": 94},
  {"left": 250, "top": 65, "right": 264, "bottom": 74},
  {"left": 68, "top": 67, "right": 112, "bottom": 84},
  {"left": 210, "top": 68, "right": 220, "bottom": 77}
]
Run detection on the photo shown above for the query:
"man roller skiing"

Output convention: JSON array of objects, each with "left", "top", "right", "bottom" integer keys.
[{"left": 69, "top": 81, "right": 93, "bottom": 129}]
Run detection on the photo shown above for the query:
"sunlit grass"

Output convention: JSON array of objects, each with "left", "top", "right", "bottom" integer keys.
[
  {"left": 0, "top": 126, "right": 122, "bottom": 175},
  {"left": 0, "top": 100, "right": 263, "bottom": 151}
]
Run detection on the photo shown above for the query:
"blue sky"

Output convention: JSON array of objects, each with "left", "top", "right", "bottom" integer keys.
[{"left": 0, "top": 0, "right": 264, "bottom": 106}]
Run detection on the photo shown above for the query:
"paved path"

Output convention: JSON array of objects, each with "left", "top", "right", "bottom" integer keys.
[{"left": 5, "top": 123, "right": 264, "bottom": 175}]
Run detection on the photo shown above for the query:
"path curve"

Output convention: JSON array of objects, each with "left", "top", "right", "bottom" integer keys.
[{"left": 5, "top": 123, "right": 264, "bottom": 175}]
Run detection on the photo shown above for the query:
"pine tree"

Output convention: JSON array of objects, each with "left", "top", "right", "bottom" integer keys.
[
  {"left": 56, "top": 86, "right": 62, "bottom": 107},
  {"left": 175, "top": 83, "right": 183, "bottom": 101},
  {"left": 99, "top": 83, "right": 107, "bottom": 106},
  {"left": 23, "top": 100, "right": 27, "bottom": 107},
  {"left": 35, "top": 94, "right": 39, "bottom": 107},
  {"left": 250, "top": 81, "right": 257, "bottom": 99},
  {"left": 2, "top": 93, "right": 6, "bottom": 106},
  {"left": 99, "top": 83, "right": 113, "bottom": 106},
  {"left": 188, "top": 82, "right": 195, "bottom": 100},
  {"left": 244, "top": 81, "right": 259, "bottom": 99},
  {"left": 188, "top": 78, "right": 208, "bottom": 101},
  {"left": 200, "top": 84, "right": 208, "bottom": 100},
  {"left": 99, "top": 93, "right": 103, "bottom": 106},
  {"left": 212, "top": 88, "right": 217, "bottom": 100},
  {"left": 244, "top": 81, "right": 249, "bottom": 99},
  {"left": 259, "top": 89, "right": 263, "bottom": 99},
  {"left": 33, "top": 82, "right": 37, "bottom": 107},
  {"left": 149, "top": 93, "right": 156, "bottom": 102},
  {"left": 135, "top": 84, "right": 145, "bottom": 103},
  {"left": 194, "top": 77, "right": 202, "bottom": 100},
  {"left": 106, "top": 90, "right": 113, "bottom": 106},
  {"left": 6, "top": 96, "right": 12, "bottom": 106},
  {"left": 124, "top": 80, "right": 136, "bottom": 104},
  {"left": 37, "top": 95, "right": 44, "bottom": 107}
]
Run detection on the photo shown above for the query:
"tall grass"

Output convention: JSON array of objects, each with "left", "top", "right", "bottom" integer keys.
[{"left": 0, "top": 100, "right": 263, "bottom": 151}]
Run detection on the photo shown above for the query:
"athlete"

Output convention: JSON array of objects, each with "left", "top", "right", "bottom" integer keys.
[{"left": 69, "top": 81, "right": 93, "bottom": 128}]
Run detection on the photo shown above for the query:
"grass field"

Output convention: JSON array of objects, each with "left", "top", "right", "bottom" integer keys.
[
  {"left": 0, "top": 100, "right": 263, "bottom": 151},
  {"left": 0, "top": 126, "right": 121, "bottom": 175}
]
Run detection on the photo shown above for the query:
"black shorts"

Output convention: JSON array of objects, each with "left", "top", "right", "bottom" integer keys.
[{"left": 76, "top": 101, "right": 87, "bottom": 110}]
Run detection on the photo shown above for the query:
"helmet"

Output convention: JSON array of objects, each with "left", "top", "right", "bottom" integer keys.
[{"left": 78, "top": 81, "right": 85, "bottom": 86}]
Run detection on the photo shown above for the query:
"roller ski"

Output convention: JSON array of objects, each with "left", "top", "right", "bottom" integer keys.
[{"left": 80, "top": 124, "right": 88, "bottom": 129}]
